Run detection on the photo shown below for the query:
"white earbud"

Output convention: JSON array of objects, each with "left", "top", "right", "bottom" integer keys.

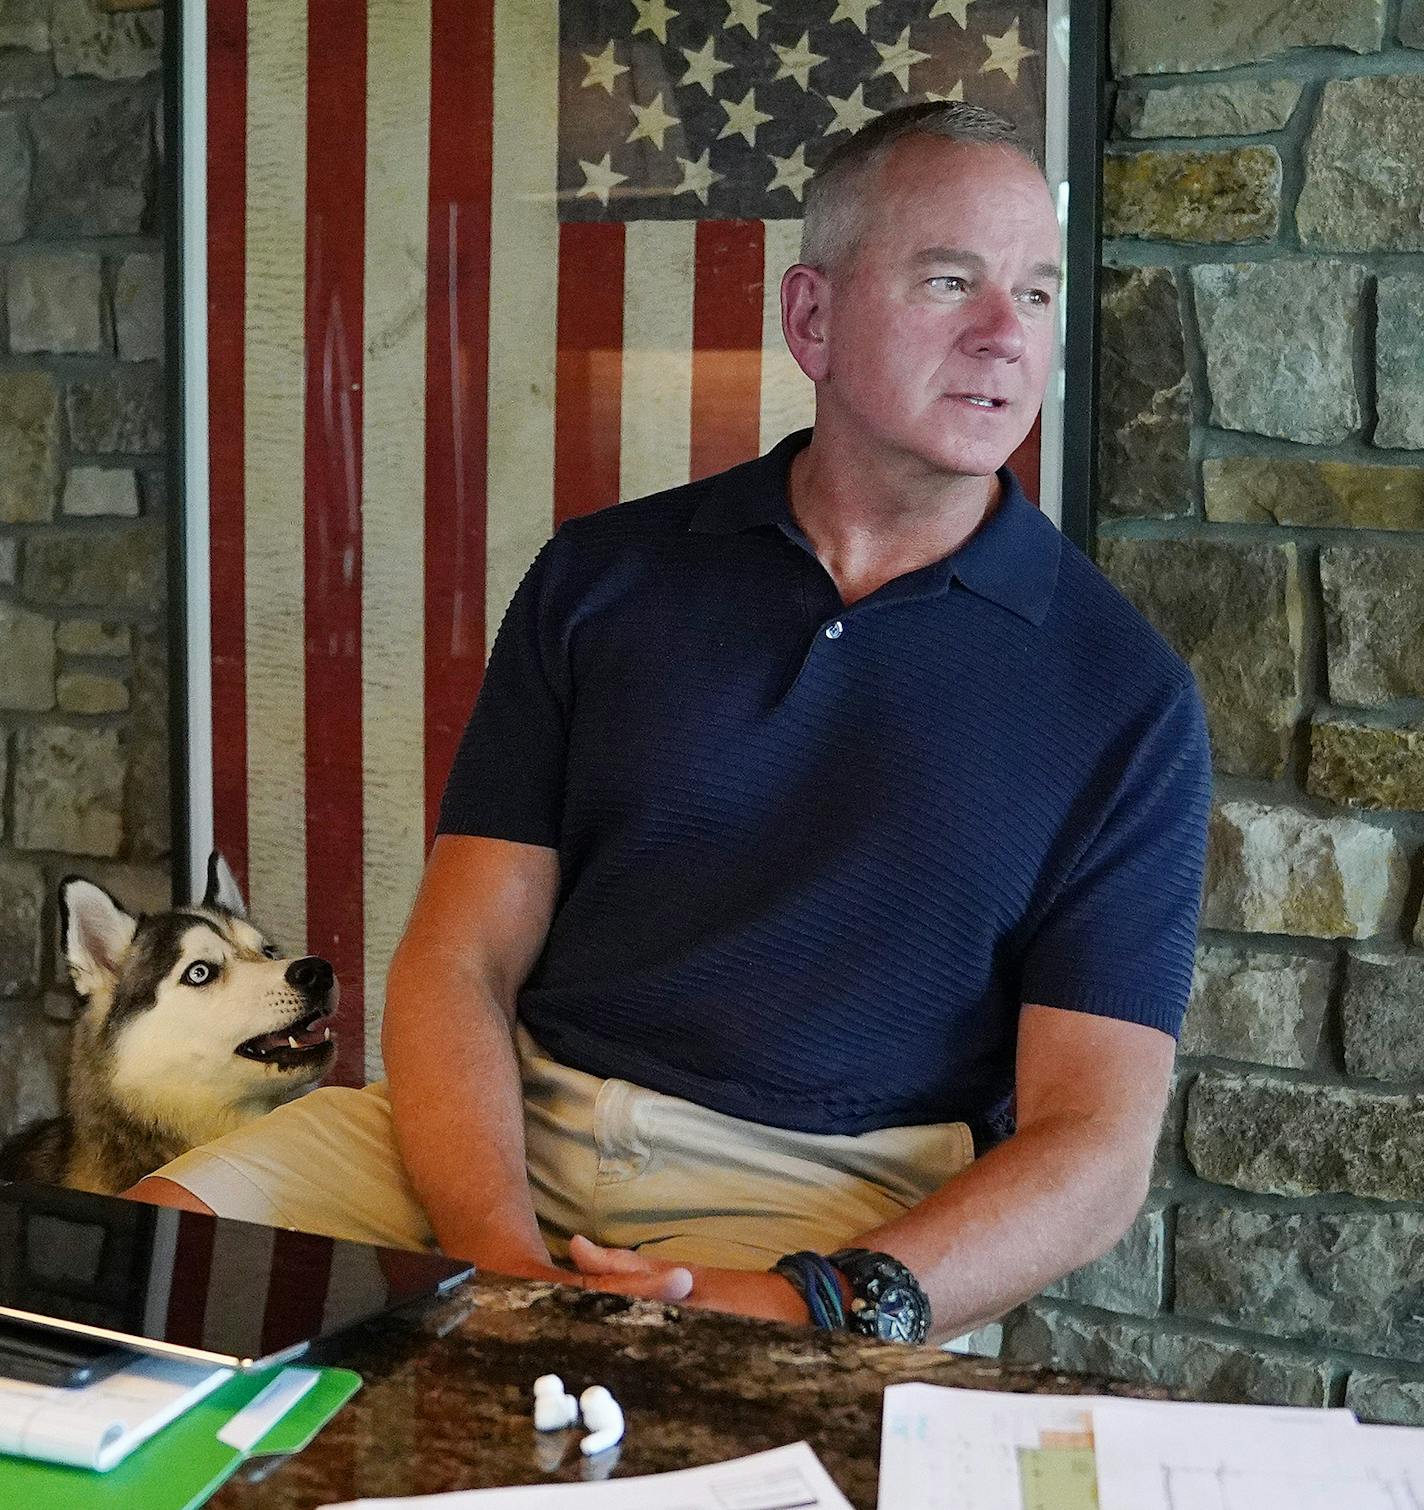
[
  {"left": 578, "top": 1384, "right": 625, "bottom": 1455},
  {"left": 533, "top": 1372, "right": 579, "bottom": 1431}
]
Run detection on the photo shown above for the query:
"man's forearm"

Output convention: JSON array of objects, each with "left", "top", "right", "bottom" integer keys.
[
  {"left": 849, "top": 1115, "right": 1151, "bottom": 1340},
  {"left": 382, "top": 942, "right": 546, "bottom": 1270}
]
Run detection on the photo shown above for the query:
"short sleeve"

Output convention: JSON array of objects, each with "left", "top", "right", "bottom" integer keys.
[
  {"left": 1019, "top": 676, "right": 1212, "bottom": 1037},
  {"left": 435, "top": 536, "right": 571, "bottom": 848}
]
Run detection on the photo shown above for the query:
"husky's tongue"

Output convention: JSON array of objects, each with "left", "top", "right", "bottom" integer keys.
[{"left": 237, "top": 1012, "right": 333, "bottom": 1064}]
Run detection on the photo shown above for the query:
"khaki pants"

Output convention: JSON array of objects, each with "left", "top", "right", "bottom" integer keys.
[{"left": 155, "top": 1029, "right": 975, "bottom": 1270}]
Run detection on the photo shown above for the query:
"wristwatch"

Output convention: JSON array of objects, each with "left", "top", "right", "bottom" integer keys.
[{"left": 826, "top": 1247, "right": 932, "bottom": 1345}]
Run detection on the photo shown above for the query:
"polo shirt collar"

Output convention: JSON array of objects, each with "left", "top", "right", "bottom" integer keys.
[{"left": 688, "top": 428, "right": 1062, "bottom": 627}]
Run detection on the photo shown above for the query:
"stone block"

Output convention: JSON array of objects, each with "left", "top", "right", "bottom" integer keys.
[
  {"left": 66, "top": 367, "right": 163, "bottom": 454},
  {"left": 21, "top": 521, "right": 164, "bottom": 610},
  {"left": 1176, "top": 1206, "right": 1424, "bottom": 1358},
  {"left": 52, "top": 0, "right": 161, "bottom": 79},
  {"left": 29, "top": 90, "right": 152, "bottom": 237},
  {"left": 1405, "top": 0, "right": 1424, "bottom": 46},
  {"left": 0, "top": 49, "right": 56, "bottom": 102},
  {"left": 1375, "top": 275, "right": 1424, "bottom": 449},
  {"left": 1202, "top": 799, "right": 1407, "bottom": 938},
  {"left": 0, "top": 0, "right": 47, "bottom": 49},
  {"left": 0, "top": 602, "right": 54, "bottom": 710},
  {"left": 1182, "top": 945, "right": 1330, "bottom": 1069},
  {"left": 1104, "top": 147, "right": 1279, "bottom": 243},
  {"left": 1342, "top": 952, "right": 1424, "bottom": 1082},
  {"left": 1111, "top": 0, "right": 1383, "bottom": 75},
  {"left": 1308, "top": 718, "right": 1424, "bottom": 811},
  {"left": 56, "top": 619, "right": 130, "bottom": 657},
  {"left": 125, "top": 623, "right": 167, "bottom": 859},
  {"left": 1320, "top": 545, "right": 1424, "bottom": 704},
  {"left": 0, "top": 107, "right": 24, "bottom": 244},
  {"left": 6, "top": 252, "right": 102, "bottom": 354},
  {"left": 1186, "top": 1069, "right": 1424, "bottom": 1200},
  {"left": 1097, "top": 541, "right": 1303, "bottom": 778},
  {"left": 1116, "top": 80, "right": 1301, "bottom": 138},
  {"left": 0, "top": 1004, "right": 67, "bottom": 1141},
  {"left": 13, "top": 725, "right": 125, "bottom": 856},
  {"left": 62, "top": 466, "right": 139, "bottom": 517},
  {"left": 57, "top": 670, "right": 128, "bottom": 713},
  {"left": 1043, "top": 1208, "right": 1164, "bottom": 1315},
  {"left": 0, "top": 538, "right": 16, "bottom": 585},
  {"left": 80, "top": 859, "right": 169, "bottom": 916},
  {"left": 1300, "top": 76, "right": 1424, "bottom": 251},
  {"left": 1191, "top": 260, "right": 1363, "bottom": 444},
  {"left": 1345, "top": 1372, "right": 1424, "bottom": 1426},
  {"left": 1203, "top": 456, "right": 1424, "bottom": 530},
  {"left": 1097, "top": 267, "right": 1192, "bottom": 520},
  {"left": 0, "top": 368, "right": 61, "bottom": 522},
  {"left": 1153, "top": 1070, "right": 1189, "bottom": 1186},
  {"left": 0, "top": 858, "right": 44, "bottom": 994},
  {"left": 1002, "top": 1303, "right": 1330, "bottom": 1407},
  {"left": 113, "top": 252, "right": 162, "bottom": 361}
]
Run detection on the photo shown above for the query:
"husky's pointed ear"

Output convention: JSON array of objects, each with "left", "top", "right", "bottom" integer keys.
[
  {"left": 203, "top": 851, "right": 246, "bottom": 917},
  {"left": 60, "top": 879, "right": 138, "bottom": 997}
]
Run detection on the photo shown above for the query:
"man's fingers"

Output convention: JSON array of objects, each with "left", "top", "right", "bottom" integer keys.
[
  {"left": 580, "top": 1266, "right": 694, "bottom": 1302},
  {"left": 568, "top": 1233, "right": 651, "bottom": 1275}
]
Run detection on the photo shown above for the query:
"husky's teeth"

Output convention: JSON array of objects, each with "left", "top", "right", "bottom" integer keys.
[
  {"left": 288, "top": 1035, "right": 300, "bottom": 1049},
  {"left": 323, "top": 1027, "right": 332, "bottom": 1041}
]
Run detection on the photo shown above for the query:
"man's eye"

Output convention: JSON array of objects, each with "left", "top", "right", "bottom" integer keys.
[
  {"left": 182, "top": 961, "right": 217, "bottom": 987},
  {"left": 1019, "top": 288, "right": 1051, "bottom": 307},
  {"left": 928, "top": 275, "right": 965, "bottom": 291}
]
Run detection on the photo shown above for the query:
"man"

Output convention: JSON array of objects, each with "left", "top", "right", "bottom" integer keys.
[{"left": 132, "top": 102, "right": 1211, "bottom": 1344}]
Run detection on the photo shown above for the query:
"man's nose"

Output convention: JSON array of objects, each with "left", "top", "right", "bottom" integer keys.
[{"left": 959, "top": 289, "right": 1025, "bottom": 360}]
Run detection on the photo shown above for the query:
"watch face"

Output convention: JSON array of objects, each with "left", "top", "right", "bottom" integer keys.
[{"left": 874, "top": 1282, "right": 926, "bottom": 1343}]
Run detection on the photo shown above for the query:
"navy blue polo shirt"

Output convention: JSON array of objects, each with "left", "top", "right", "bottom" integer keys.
[{"left": 437, "top": 431, "right": 1211, "bottom": 1147}]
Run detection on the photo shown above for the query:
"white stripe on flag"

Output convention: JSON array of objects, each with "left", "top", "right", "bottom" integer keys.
[
  {"left": 360, "top": 0, "right": 432, "bottom": 1081},
  {"left": 759, "top": 219, "right": 815, "bottom": 454},
  {"left": 244, "top": 0, "right": 309, "bottom": 946},
  {"left": 485, "top": 0, "right": 560, "bottom": 645},
  {"left": 620, "top": 220, "right": 696, "bottom": 501}
]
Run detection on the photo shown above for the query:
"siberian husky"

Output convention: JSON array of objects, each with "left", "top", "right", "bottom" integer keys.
[{"left": 0, "top": 853, "right": 337, "bottom": 1195}]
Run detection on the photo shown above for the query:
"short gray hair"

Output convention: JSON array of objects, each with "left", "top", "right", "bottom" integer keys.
[{"left": 799, "top": 101, "right": 1040, "bottom": 273}]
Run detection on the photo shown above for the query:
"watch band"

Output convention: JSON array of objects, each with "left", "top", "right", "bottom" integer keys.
[{"left": 826, "top": 1247, "right": 932, "bottom": 1345}]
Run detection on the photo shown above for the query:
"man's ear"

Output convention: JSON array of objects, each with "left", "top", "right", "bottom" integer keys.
[
  {"left": 780, "top": 262, "right": 832, "bottom": 384},
  {"left": 203, "top": 851, "right": 246, "bottom": 917},
  {"left": 60, "top": 879, "right": 138, "bottom": 998}
]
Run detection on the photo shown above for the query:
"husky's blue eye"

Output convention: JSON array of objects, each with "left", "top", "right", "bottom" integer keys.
[{"left": 182, "top": 961, "right": 216, "bottom": 987}]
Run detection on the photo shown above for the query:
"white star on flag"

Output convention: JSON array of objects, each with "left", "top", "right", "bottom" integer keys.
[
  {"left": 824, "top": 82, "right": 879, "bottom": 135},
  {"left": 980, "top": 19, "right": 1036, "bottom": 84},
  {"left": 717, "top": 86, "right": 773, "bottom": 146},
  {"left": 873, "top": 27, "right": 931, "bottom": 92},
  {"left": 767, "top": 142, "right": 815, "bottom": 201},
  {"left": 628, "top": 92, "right": 679, "bottom": 150},
  {"left": 581, "top": 41, "right": 628, "bottom": 95},
  {"left": 725, "top": 0, "right": 770, "bottom": 39},
  {"left": 631, "top": 0, "right": 677, "bottom": 45},
  {"left": 576, "top": 152, "right": 628, "bottom": 207},
  {"left": 925, "top": 79, "right": 966, "bottom": 102},
  {"left": 673, "top": 147, "right": 724, "bottom": 204},
  {"left": 829, "top": 0, "right": 878, "bottom": 31},
  {"left": 679, "top": 36, "right": 732, "bottom": 95},
  {"left": 772, "top": 31, "right": 828, "bottom": 90},
  {"left": 929, "top": 0, "right": 974, "bottom": 25}
]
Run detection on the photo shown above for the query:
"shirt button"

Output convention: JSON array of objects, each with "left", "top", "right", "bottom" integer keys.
[{"left": 825, "top": 620, "right": 844, "bottom": 640}]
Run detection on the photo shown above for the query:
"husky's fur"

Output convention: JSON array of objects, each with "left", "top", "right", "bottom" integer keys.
[{"left": 0, "top": 854, "right": 337, "bottom": 1195}]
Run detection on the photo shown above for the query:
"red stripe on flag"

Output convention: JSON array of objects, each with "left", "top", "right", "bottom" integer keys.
[
  {"left": 303, "top": 0, "right": 367, "bottom": 1085},
  {"left": 554, "top": 221, "right": 625, "bottom": 526},
  {"left": 1008, "top": 412, "right": 1043, "bottom": 507},
  {"left": 207, "top": 0, "right": 248, "bottom": 899},
  {"left": 689, "top": 221, "right": 765, "bottom": 482},
  {"left": 423, "top": 0, "right": 495, "bottom": 847}
]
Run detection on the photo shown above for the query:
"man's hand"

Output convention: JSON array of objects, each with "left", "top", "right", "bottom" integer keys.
[{"left": 566, "top": 1236, "right": 808, "bottom": 1324}]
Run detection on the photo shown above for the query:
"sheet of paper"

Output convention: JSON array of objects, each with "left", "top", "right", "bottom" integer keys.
[
  {"left": 1349, "top": 1423, "right": 1424, "bottom": 1506},
  {"left": 1092, "top": 1397, "right": 1384, "bottom": 1510},
  {"left": 325, "top": 1439, "right": 854, "bottom": 1508},
  {"left": 877, "top": 1382, "right": 1357, "bottom": 1510}
]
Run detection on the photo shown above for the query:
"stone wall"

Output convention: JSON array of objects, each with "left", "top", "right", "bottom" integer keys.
[
  {"left": 1003, "top": 0, "right": 1424, "bottom": 1424},
  {"left": 0, "top": 0, "right": 168, "bottom": 1141}
]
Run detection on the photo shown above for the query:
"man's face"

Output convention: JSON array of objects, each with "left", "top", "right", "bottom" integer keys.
[{"left": 815, "top": 136, "right": 1063, "bottom": 481}]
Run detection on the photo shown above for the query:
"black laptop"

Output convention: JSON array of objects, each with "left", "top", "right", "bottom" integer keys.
[{"left": 0, "top": 1182, "right": 472, "bottom": 1374}]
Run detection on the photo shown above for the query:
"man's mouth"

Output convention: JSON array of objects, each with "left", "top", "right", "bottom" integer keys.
[
  {"left": 948, "top": 392, "right": 1009, "bottom": 410},
  {"left": 236, "top": 1009, "right": 335, "bottom": 1070}
]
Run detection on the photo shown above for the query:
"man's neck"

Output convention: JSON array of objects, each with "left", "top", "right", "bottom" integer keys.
[{"left": 787, "top": 430, "right": 1002, "bottom": 608}]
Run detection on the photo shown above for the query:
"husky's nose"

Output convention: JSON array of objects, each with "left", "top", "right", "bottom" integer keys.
[{"left": 286, "top": 956, "right": 334, "bottom": 996}]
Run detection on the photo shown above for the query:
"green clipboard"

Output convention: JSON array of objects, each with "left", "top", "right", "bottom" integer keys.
[{"left": 0, "top": 1364, "right": 361, "bottom": 1510}]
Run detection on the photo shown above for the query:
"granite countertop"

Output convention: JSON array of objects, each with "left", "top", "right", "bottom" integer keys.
[{"left": 209, "top": 1271, "right": 1164, "bottom": 1509}]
